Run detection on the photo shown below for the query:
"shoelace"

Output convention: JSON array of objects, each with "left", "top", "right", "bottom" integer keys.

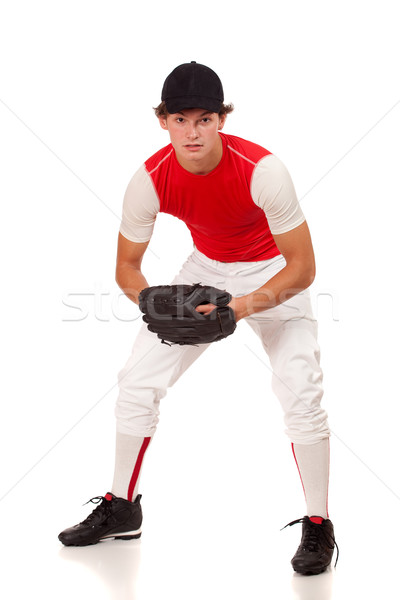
[
  {"left": 80, "top": 495, "right": 111, "bottom": 525},
  {"left": 281, "top": 517, "right": 339, "bottom": 567}
]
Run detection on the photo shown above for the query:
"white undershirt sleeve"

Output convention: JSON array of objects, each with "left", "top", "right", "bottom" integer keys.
[
  {"left": 119, "top": 164, "right": 160, "bottom": 242},
  {"left": 251, "top": 154, "right": 305, "bottom": 234}
]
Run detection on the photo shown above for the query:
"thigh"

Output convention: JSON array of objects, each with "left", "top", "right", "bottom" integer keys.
[
  {"left": 118, "top": 322, "right": 210, "bottom": 396},
  {"left": 116, "top": 323, "right": 210, "bottom": 436},
  {"left": 245, "top": 288, "right": 316, "bottom": 351}
]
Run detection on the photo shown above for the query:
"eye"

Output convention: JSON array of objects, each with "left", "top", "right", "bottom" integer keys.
[
  {"left": 176, "top": 117, "right": 185, "bottom": 123},
  {"left": 201, "top": 118, "right": 211, "bottom": 123}
]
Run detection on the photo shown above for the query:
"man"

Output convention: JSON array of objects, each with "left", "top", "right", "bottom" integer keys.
[{"left": 58, "top": 61, "right": 338, "bottom": 575}]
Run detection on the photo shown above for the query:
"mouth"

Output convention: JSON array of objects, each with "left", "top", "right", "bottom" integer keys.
[{"left": 184, "top": 144, "right": 203, "bottom": 151}]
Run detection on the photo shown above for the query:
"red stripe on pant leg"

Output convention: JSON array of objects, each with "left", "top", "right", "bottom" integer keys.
[
  {"left": 291, "top": 443, "right": 306, "bottom": 499},
  {"left": 127, "top": 437, "right": 151, "bottom": 502}
]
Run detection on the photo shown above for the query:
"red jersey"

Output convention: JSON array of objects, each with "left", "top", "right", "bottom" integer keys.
[{"left": 120, "top": 133, "right": 304, "bottom": 262}]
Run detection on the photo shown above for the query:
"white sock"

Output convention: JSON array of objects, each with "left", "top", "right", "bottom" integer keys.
[
  {"left": 111, "top": 432, "right": 152, "bottom": 502},
  {"left": 292, "top": 439, "right": 330, "bottom": 518}
]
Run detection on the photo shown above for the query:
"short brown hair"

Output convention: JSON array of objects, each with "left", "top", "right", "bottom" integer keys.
[{"left": 153, "top": 101, "right": 234, "bottom": 119}]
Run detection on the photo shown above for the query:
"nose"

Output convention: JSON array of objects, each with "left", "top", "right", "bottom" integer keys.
[{"left": 186, "top": 122, "right": 199, "bottom": 140}]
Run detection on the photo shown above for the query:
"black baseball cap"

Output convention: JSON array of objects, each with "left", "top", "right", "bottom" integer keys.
[{"left": 161, "top": 61, "right": 224, "bottom": 114}]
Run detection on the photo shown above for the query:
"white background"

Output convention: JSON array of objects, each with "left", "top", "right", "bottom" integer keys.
[{"left": 1, "top": 1, "right": 399, "bottom": 598}]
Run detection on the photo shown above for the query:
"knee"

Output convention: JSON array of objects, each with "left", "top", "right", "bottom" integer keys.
[
  {"left": 284, "top": 408, "right": 330, "bottom": 445},
  {"left": 115, "top": 389, "right": 161, "bottom": 437}
]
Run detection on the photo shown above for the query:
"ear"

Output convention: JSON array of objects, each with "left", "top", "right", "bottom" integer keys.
[
  {"left": 158, "top": 116, "right": 168, "bottom": 131},
  {"left": 218, "top": 114, "right": 227, "bottom": 131}
]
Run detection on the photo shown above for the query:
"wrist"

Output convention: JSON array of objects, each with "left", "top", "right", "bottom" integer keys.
[{"left": 229, "top": 296, "right": 249, "bottom": 321}]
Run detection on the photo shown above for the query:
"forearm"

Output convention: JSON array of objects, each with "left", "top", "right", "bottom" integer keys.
[
  {"left": 231, "top": 261, "right": 315, "bottom": 320},
  {"left": 116, "top": 265, "right": 149, "bottom": 305}
]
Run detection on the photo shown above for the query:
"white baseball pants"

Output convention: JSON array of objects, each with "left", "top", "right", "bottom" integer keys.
[{"left": 115, "top": 248, "right": 330, "bottom": 445}]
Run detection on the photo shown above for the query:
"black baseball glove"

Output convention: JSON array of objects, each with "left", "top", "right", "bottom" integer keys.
[{"left": 138, "top": 283, "right": 237, "bottom": 345}]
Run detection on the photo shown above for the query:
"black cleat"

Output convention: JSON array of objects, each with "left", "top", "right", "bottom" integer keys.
[
  {"left": 282, "top": 516, "right": 339, "bottom": 575},
  {"left": 58, "top": 493, "right": 142, "bottom": 546}
]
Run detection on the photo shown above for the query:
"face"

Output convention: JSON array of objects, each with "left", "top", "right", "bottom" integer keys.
[{"left": 159, "top": 108, "right": 226, "bottom": 174}]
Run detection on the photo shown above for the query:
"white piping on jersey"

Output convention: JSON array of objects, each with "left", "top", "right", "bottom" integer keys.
[
  {"left": 147, "top": 149, "right": 174, "bottom": 175},
  {"left": 227, "top": 145, "right": 257, "bottom": 166}
]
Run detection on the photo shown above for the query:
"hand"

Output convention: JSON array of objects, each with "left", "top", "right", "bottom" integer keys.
[{"left": 195, "top": 297, "right": 246, "bottom": 322}]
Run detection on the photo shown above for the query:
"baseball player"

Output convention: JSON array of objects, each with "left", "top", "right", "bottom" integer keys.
[{"left": 59, "top": 61, "right": 338, "bottom": 575}]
